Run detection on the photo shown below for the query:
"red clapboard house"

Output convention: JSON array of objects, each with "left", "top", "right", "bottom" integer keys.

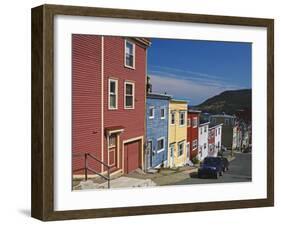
[
  {"left": 187, "top": 110, "right": 201, "bottom": 161},
  {"left": 72, "top": 35, "right": 151, "bottom": 178}
]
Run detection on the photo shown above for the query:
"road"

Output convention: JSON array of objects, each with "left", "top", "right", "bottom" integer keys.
[{"left": 174, "top": 151, "right": 252, "bottom": 185}]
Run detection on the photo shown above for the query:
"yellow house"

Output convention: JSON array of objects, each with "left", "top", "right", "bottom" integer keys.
[{"left": 168, "top": 100, "right": 188, "bottom": 168}]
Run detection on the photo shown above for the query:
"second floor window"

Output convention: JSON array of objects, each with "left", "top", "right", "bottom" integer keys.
[
  {"left": 124, "top": 82, "right": 134, "bottom": 109},
  {"left": 160, "top": 108, "right": 165, "bottom": 119},
  {"left": 179, "top": 112, "right": 185, "bottom": 126},
  {"left": 192, "top": 117, "right": 198, "bottom": 127},
  {"left": 149, "top": 106, "right": 154, "bottom": 119},
  {"left": 109, "top": 79, "right": 118, "bottom": 109},
  {"left": 171, "top": 112, "right": 175, "bottom": 125},
  {"left": 125, "top": 40, "right": 135, "bottom": 68}
]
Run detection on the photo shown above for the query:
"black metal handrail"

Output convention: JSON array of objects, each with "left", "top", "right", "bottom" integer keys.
[{"left": 73, "top": 152, "right": 111, "bottom": 188}]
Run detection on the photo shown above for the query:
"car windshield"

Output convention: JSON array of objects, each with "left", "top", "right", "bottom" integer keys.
[{"left": 203, "top": 158, "right": 219, "bottom": 165}]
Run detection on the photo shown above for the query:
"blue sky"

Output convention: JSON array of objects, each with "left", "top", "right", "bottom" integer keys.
[{"left": 147, "top": 38, "right": 252, "bottom": 105}]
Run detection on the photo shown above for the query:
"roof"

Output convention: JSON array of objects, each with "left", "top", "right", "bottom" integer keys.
[
  {"left": 199, "top": 122, "right": 210, "bottom": 127},
  {"left": 188, "top": 109, "right": 201, "bottom": 114},
  {"left": 210, "top": 114, "right": 236, "bottom": 119},
  {"left": 170, "top": 99, "right": 188, "bottom": 104},
  {"left": 209, "top": 123, "right": 223, "bottom": 129},
  {"left": 147, "top": 92, "right": 172, "bottom": 100}
]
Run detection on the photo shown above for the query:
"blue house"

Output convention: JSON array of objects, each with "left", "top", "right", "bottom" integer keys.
[{"left": 146, "top": 93, "right": 171, "bottom": 170}]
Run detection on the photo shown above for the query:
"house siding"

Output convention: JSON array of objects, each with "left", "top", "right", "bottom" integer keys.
[
  {"left": 72, "top": 35, "right": 148, "bottom": 175},
  {"left": 198, "top": 123, "right": 209, "bottom": 161},
  {"left": 187, "top": 112, "right": 200, "bottom": 160},
  {"left": 146, "top": 96, "right": 169, "bottom": 169},
  {"left": 168, "top": 101, "right": 188, "bottom": 167}
]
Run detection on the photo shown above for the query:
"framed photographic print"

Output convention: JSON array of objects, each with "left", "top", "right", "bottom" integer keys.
[{"left": 31, "top": 4, "right": 274, "bottom": 221}]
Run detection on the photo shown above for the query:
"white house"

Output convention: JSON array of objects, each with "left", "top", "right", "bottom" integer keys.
[
  {"left": 208, "top": 123, "right": 223, "bottom": 157},
  {"left": 198, "top": 122, "right": 209, "bottom": 161},
  {"left": 214, "top": 124, "right": 223, "bottom": 155}
]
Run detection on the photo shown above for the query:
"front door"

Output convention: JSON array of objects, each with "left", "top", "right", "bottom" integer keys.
[
  {"left": 169, "top": 144, "right": 175, "bottom": 167},
  {"left": 147, "top": 140, "right": 153, "bottom": 169}
]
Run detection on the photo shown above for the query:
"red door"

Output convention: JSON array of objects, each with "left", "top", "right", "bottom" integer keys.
[{"left": 124, "top": 140, "right": 140, "bottom": 174}]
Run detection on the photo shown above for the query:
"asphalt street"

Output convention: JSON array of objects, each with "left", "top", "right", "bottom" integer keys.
[{"left": 175, "top": 151, "right": 252, "bottom": 185}]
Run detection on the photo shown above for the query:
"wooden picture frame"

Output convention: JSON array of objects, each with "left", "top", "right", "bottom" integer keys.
[{"left": 31, "top": 4, "right": 274, "bottom": 221}]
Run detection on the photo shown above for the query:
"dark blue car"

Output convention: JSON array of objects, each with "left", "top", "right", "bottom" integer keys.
[{"left": 198, "top": 157, "right": 224, "bottom": 179}]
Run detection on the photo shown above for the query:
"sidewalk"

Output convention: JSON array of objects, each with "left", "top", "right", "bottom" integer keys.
[{"left": 74, "top": 153, "right": 235, "bottom": 190}]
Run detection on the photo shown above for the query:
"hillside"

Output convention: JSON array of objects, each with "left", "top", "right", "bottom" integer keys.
[{"left": 193, "top": 89, "right": 252, "bottom": 115}]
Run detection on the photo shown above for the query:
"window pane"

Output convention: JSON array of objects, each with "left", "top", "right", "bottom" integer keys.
[
  {"left": 126, "top": 84, "right": 133, "bottom": 95},
  {"left": 161, "top": 109, "right": 165, "bottom": 117},
  {"left": 126, "top": 54, "right": 133, "bottom": 67},
  {"left": 110, "top": 95, "right": 116, "bottom": 108},
  {"left": 109, "top": 134, "right": 116, "bottom": 147},
  {"left": 149, "top": 108, "right": 153, "bottom": 117},
  {"left": 110, "top": 81, "right": 116, "bottom": 93},
  {"left": 126, "top": 96, "right": 133, "bottom": 107},
  {"left": 126, "top": 42, "right": 133, "bottom": 55},
  {"left": 157, "top": 139, "right": 164, "bottom": 150}
]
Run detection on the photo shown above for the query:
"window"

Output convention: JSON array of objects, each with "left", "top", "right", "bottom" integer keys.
[
  {"left": 157, "top": 138, "right": 165, "bottom": 152},
  {"left": 160, "top": 107, "right": 165, "bottom": 119},
  {"left": 187, "top": 118, "right": 191, "bottom": 127},
  {"left": 178, "top": 141, "right": 184, "bottom": 156},
  {"left": 149, "top": 106, "right": 154, "bottom": 119},
  {"left": 200, "top": 127, "right": 203, "bottom": 135},
  {"left": 218, "top": 127, "right": 221, "bottom": 135},
  {"left": 179, "top": 112, "right": 185, "bottom": 126},
  {"left": 225, "top": 118, "right": 229, "bottom": 125},
  {"left": 108, "top": 79, "right": 118, "bottom": 109},
  {"left": 212, "top": 118, "right": 217, "bottom": 123},
  {"left": 192, "top": 139, "right": 198, "bottom": 150},
  {"left": 216, "top": 129, "right": 218, "bottom": 136},
  {"left": 125, "top": 40, "right": 135, "bottom": 68},
  {"left": 124, "top": 82, "right": 134, "bottom": 109},
  {"left": 108, "top": 134, "right": 116, "bottom": 148},
  {"left": 204, "top": 126, "right": 207, "bottom": 133},
  {"left": 204, "top": 143, "right": 207, "bottom": 149},
  {"left": 171, "top": 112, "right": 175, "bottom": 125},
  {"left": 192, "top": 117, "right": 198, "bottom": 128}
]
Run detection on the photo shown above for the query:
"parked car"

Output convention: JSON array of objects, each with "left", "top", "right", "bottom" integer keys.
[
  {"left": 220, "top": 156, "right": 229, "bottom": 172},
  {"left": 198, "top": 157, "right": 224, "bottom": 179}
]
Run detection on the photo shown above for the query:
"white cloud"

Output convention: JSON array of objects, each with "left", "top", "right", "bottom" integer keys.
[{"left": 149, "top": 73, "right": 243, "bottom": 105}]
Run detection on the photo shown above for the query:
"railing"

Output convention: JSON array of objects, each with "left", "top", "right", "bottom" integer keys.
[{"left": 73, "top": 153, "right": 111, "bottom": 188}]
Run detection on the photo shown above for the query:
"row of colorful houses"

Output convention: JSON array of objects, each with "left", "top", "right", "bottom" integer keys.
[
  {"left": 72, "top": 36, "right": 223, "bottom": 179},
  {"left": 145, "top": 94, "right": 223, "bottom": 170}
]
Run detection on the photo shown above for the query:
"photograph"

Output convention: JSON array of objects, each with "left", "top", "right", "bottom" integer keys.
[{"left": 71, "top": 35, "right": 252, "bottom": 190}]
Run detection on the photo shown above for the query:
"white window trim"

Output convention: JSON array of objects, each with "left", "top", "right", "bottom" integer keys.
[
  {"left": 179, "top": 111, "right": 186, "bottom": 127},
  {"left": 124, "top": 81, "right": 135, "bottom": 109},
  {"left": 178, "top": 141, "right": 185, "bottom": 156},
  {"left": 160, "top": 107, "right": 166, "bottom": 120},
  {"left": 108, "top": 78, "right": 118, "bottom": 110},
  {"left": 149, "top": 106, "right": 154, "bottom": 119},
  {"left": 192, "top": 117, "right": 198, "bottom": 128},
  {"left": 124, "top": 39, "right": 135, "bottom": 69},
  {"left": 170, "top": 111, "right": 175, "bottom": 125},
  {"left": 157, "top": 137, "right": 165, "bottom": 153},
  {"left": 192, "top": 139, "right": 198, "bottom": 150}
]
